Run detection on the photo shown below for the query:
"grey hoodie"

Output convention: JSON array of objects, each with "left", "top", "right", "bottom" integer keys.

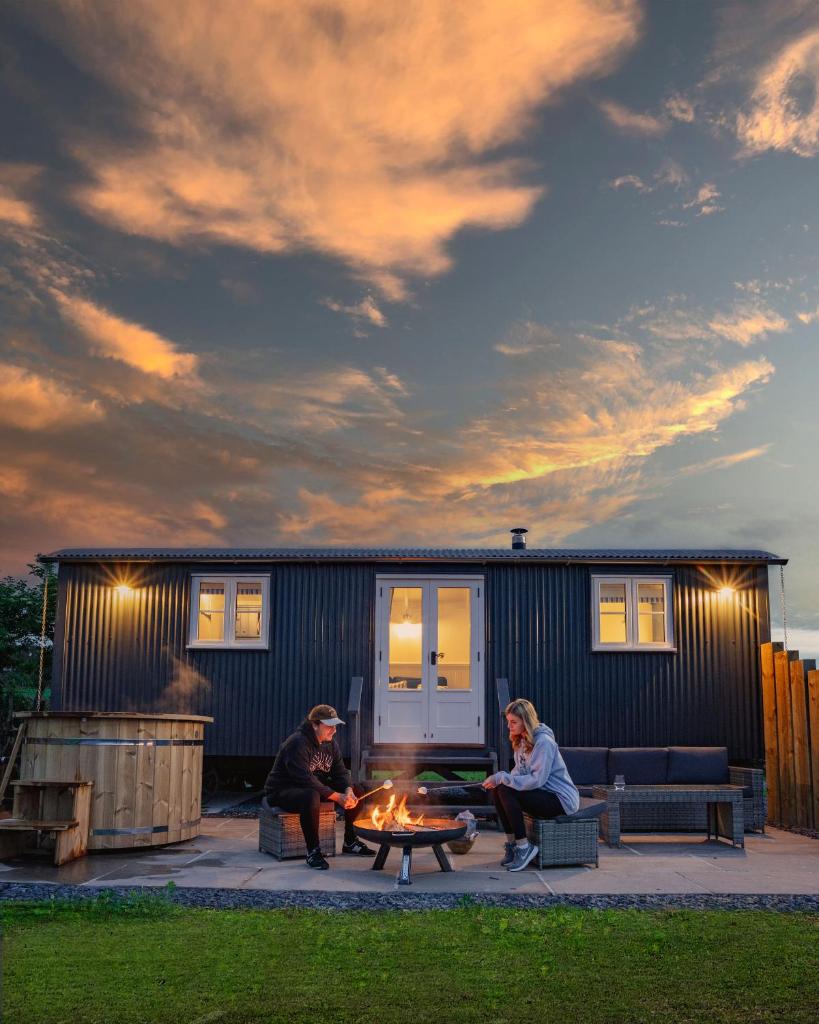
[{"left": 492, "top": 724, "right": 580, "bottom": 815}]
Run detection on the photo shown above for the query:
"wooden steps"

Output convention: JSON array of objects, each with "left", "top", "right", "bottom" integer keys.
[
  {"left": 361, "top": 746, "right": 498, "bottom": 781},
  {"left": 0, "top": 779, "right": 93, "bottom": 866}
]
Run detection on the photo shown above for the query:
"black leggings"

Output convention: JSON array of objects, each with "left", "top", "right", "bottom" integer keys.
[
  {"left": 491, "top": 784, "right": 564, "bottom": 840},
  {"left": 266, "top": 783, "right": 366, "bottom": 851}
]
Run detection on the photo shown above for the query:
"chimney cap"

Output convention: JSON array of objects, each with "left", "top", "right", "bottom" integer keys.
[{"left": 511, "top": 527, "right": 528, "bottom": 550}]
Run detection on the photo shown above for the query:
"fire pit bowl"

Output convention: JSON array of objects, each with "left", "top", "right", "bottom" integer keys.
[{"left": 353, "top": 817, "right": 467, "bottom": 885}]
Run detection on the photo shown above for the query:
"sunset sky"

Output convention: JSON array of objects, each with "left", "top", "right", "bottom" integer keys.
[{"left": 1, "top": 1, "right": 817, "bottom": 652}]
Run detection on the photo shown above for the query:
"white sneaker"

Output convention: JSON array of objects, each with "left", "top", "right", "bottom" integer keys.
[{"left": 507, "top": 841, "right": 539, "bottom": 872}]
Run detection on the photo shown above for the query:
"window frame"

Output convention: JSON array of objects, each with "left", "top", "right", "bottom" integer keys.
[
  {"left": 591, "top": 574, "right": 675, "bottom": 652},
  {"left": 188, "top": 574, "right": 271, "bottom": 650}
]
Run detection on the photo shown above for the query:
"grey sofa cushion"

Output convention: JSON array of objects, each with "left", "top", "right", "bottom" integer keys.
[
  {"left": 555, "top": 797, "right": 607, "bottom": 822},
  {"left": 667, "top": 746, "right": 729, "bottom": 784},
  {"left": 561, "top": 747, "right": 608, "bottom": 785},
  {"left": 608, "top": 747, "right": 669, "bottom": 785}
]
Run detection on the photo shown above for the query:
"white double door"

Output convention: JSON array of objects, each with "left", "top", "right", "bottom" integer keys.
[{"left": 374, "top": 576, "right": 484, "bottom": 745}]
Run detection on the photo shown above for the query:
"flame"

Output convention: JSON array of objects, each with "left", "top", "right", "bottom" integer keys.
[{"left": 369, "top": 793, "right": 425, "bottom": 831}]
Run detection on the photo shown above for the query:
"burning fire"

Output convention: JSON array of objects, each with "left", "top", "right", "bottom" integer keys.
[{"left": 369, "top": 793, "right": 425, "bottom": 831}]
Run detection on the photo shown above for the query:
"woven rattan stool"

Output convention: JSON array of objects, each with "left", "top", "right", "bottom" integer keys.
[
  {"left": 259, "top": 800, "right": 336, "bottom": 860},
  {"left": 524, "top": 814, "right": 600, "bottom": 868}
]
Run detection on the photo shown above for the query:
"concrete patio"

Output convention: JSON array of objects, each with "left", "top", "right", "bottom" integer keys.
[{"left": 1, "top": 816, "right": 817, "bottom": 897}]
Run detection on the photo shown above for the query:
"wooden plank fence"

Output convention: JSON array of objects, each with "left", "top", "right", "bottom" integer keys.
[{"left": 760, "top": 641, "right": 818, "bottom": 830}]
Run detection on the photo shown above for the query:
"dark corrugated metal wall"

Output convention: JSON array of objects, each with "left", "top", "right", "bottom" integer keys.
[
  {"left": 485, "top": 563, "right": 769, "bottom": 762},
  {"left": 53, "top": 560, "right": 769, "bottom": 762}
]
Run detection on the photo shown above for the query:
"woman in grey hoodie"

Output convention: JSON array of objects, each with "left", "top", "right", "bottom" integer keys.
[{"left": 482, "top": 698, "right": 580, "bottom": 872}]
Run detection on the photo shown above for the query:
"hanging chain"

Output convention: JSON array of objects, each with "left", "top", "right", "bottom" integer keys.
[
  {"left": 35, "top": 569, "right": 49, "bottom": 712},
  {"left": 779, "top": 563, "right": 788, "bottom": 654}
]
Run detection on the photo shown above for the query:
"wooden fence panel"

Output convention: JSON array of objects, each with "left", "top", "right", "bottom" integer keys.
[
  {"left": 761, "top": 641, "right": 818, "bottom": 831},
  {"left": 809, "top": 669, "right": 819, "bottom": 830},
  {"left": 789, "top": 658, "right": 815, "bottom": 830},
  {"left": 773, "top": 648, "right": 798, "bottom": 826},
  {"left": 760, "top": 642, "right": 781, "bottom": 823}
]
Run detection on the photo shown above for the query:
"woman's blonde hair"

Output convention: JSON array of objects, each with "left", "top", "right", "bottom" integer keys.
[{"left": 504, "top": 698, "right": 540, "bottom": 752}]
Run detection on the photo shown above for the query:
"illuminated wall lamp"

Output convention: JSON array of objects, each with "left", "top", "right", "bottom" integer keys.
[
  {"left": 717, "top": 586, "right": 736, "bottom": 598},
  {"left": 113, "top": 584, "right": 134, "bottom": 596}
]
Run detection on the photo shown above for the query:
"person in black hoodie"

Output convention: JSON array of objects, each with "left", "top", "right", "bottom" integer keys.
[{"left": 264, "top": 704, "right": 375, "bottom": 869}]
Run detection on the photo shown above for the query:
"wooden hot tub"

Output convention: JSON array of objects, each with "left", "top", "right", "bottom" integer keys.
[{"left": 17, "top": 712, "right": 213, "bottom": 850}]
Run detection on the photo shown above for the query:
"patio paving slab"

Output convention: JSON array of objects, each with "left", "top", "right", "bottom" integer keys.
[{"left": 1, "top": 820, "right": 817, "bottom": 897}]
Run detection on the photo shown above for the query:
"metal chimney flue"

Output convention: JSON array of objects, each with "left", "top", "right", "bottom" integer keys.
[{"left": 510, "top": 527, "right": 528, "bottom": 550}]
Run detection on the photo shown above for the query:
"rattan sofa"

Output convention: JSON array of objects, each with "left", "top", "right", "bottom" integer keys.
[{"left": 561, "top": 747, "right": 766, "bottom": 833}]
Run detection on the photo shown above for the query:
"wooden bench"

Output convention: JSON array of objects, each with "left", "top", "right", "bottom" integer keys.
[{"left": 0, "top": 780, "right": 93, "bottom": 866}]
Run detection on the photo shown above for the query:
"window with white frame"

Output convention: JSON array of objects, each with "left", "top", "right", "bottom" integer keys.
[
  {"left": 189, "top": 575, "right": 270, "bottom": 649},
  {"left": 591, "top": 575, "right": 674, "bottom": 651}
]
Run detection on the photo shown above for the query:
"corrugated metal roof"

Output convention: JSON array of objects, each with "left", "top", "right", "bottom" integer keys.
[{"left": 39, "top": 546, "right": 787, "bottom": 564}]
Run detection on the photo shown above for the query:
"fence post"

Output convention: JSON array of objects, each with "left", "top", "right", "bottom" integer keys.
[
  {"left": 347, "top": 676, "right": 363, "bottom": 784},
  {"left": 496, "top": 678, "right": 511, "bottom": 772},
  {"left": 760, "top": 642, "right": 781, "bottom": 824}
]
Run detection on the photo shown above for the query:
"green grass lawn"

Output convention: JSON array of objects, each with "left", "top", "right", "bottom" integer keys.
[{"left": 2, "top": 893, "right": 817, "bottom": 1023}]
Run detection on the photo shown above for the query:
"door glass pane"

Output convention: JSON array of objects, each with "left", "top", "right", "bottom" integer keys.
[
  {"left": 436, "top": 588, "right": 471, "bottom": 690},
  {"left": 235, "top": 582, "right": 262, "bottom": 639},
  {"left": 388, "top": 587, "right": 423, "bottom": 690},
  {"left": 198, "top": 582, "right": 225, "bottom": 641},
  {"left": 637, "top": 583, "right": 666, "bottom": 643},
  {"left": 599, "top": 582, "right": 627, "bottom": 644}
]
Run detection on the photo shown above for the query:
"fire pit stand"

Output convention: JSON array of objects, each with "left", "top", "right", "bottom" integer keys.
[{"left": 354, "top": 817, "right": 467, "bottom": 885}]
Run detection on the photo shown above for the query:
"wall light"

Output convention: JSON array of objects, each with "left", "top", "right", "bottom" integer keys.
[
  {"left": 718, "top": 586, "right": 735, "bottom": 598},
  {"left": 114, "top": 584, "right": 134, "bottom": 596}
]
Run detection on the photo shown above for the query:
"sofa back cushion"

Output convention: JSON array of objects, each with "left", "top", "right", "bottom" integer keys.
[
  {"left": 667, "top": 746, "right": 729, "bottom": 784},
  {"left": 607, "top": 747, "right": 668, "bottom": 785},
  {"left": 561, "top": 747, "right": 608, "bottom": 785}
]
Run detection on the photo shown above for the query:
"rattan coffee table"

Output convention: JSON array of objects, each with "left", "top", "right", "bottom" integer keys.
[{"left": 592, "top": 784, "right": 745, "bottom": 848}]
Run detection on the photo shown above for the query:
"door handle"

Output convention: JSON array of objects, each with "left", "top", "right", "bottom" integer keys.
[{"left": 430, "top": 651, "right": 437, "bottom": 665}]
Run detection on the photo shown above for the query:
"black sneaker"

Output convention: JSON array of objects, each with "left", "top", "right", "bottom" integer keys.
[
  {"left": 306, "top": 847, "right": 330, "bottom": 870},
  {"left": 342, "top": 838, "right": 376, "bottom": 856}
]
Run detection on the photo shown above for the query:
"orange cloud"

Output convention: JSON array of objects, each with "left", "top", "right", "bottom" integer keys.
[
  {"left": 0, "top": 362, "right": 103, "bottom": 430},
  {"left": 675, "top": 445, "right": 772, "bottom": 477},
  {"left": 599, "top": 99, "right": 668, "bottom": 135},
  {"left": 737, "top": 26, "right": 819, "bottom": 156},
  {"left": 322, "top": 295, "right": 387, "bottom": 330},
  {"left": 0, "top": 163, "right": 42, "bottom": 230},
  {"left": 28, "top": 0, "right": 642, "bottom": 295},
  {"left": 708, "top": 307, "right": 790, "bottom": 345},
  {"left": 52, "top": 292, "right": 199, "bottom": 379}
]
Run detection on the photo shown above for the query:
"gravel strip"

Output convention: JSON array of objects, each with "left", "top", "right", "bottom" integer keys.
[{"left": 1, "top": 882, "right": 817, "bottom": 913}]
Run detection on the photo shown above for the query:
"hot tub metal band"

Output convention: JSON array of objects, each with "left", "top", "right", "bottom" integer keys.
[
  {"left": 92, "top": 818, "right": 201, "bottom": 836},
  {"left": 23, "top": 737, "right": 203, "bottom": 746}
]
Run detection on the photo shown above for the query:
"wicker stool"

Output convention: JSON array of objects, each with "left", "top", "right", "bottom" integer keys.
[
  {"left": 524, "top": 797, "right": 605, "bottom": 868},
  {"left": 258, "top": 800, "right": 336, "bottom": 860}
]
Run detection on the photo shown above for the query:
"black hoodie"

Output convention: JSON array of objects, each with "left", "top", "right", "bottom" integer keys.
[{"left": 264, "top": 721, "right": 351, "bottom": 798}]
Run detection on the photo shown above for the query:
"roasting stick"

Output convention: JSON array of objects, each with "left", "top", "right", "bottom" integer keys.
[
  {"left": 416, "top": 781, "right": 488, "bottom": 796},
  {"left": 357, "top": 779, "right": 394, "bottom": 801}
]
